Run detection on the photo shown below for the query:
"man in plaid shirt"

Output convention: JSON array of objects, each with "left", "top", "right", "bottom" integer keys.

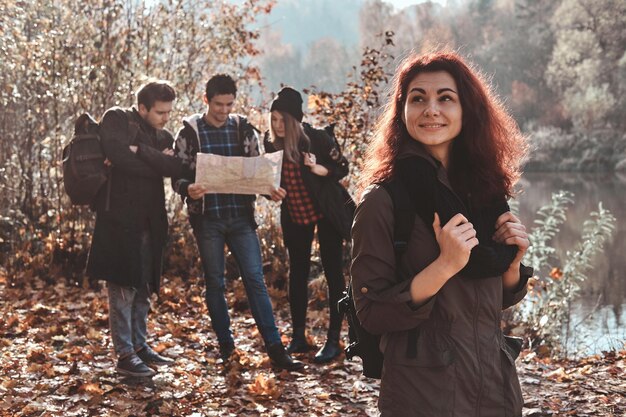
[{"left": 172, "top": 74, "right": 302, "bottom": 371}]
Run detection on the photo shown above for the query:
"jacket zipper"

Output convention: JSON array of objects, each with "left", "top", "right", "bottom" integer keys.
[
  {"left": 436, "top": 168, "right": 485, "bottom": 413},
  {"left": 473, "top": 285, "right": 485, "bottom": 415}
]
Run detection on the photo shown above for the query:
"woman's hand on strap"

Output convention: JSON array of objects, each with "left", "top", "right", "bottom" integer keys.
[
  {"left": 408, "top": 212, "right": 478, "bottom": 304},
  {"left": 493, "top": 211, "right": 530, "bottom": 267},
  {"left": 433, "top": 212, "right": 479, "bottom": 276},
  {"left": 494, "top": 211, "right": 530, "bottom": 290}
]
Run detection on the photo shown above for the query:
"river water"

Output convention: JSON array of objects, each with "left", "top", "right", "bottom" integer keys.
[{"left": 517, "top": 172, "right": 626, "bottom": 356}]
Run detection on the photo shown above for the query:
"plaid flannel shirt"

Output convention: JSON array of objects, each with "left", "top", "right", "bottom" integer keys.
[{"left": 282, "top": 160, "right": 321, "bottom": 225}]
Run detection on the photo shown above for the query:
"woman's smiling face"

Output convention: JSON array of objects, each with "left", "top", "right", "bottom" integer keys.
[{"left": 402, "top": 70, "right": 462, "bottom": 164}]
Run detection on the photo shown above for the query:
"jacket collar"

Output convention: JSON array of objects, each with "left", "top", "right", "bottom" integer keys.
[
  {"left": 396, "top": 137, "right": 453, "bottom": 190},
  {"left": 182, "top": 113, "right": 204, "bottom": 138},
  {"left": 397, "top": 137, "right": 441, "bottom": 169},
  {"left": 182, "top": 113, "right": 242, "bottom": 138},
  {"left": 131, "top": 107, "right": 157, "bottom": 135}
]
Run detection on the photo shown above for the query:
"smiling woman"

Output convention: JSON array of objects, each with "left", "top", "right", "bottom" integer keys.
[
  {"left": 351, "top": 51, "right": 532, "bottom": 416},
  {"left": 402, "top": 71, "right": 462, "bottom": 166}
]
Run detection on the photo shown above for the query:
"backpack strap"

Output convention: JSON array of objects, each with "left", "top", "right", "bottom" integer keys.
[
  {"left": 127, "top": 120, "right": 140, "bottom": 145},
  {"left": 233, "top": 114, "right": 243, "bottom": 153},
  {"left": 103, "top": 117, "right": 140, "bottom": 212},
  {"left": 380, "top": 178, "right": 419, "bottom": 359},
  {"left": 234, "top": 114, "right": 261, "bottom": 157},
  {"left": 234, "top": 114, "right": 240, "bottom": 133},
  {"left": 380, "top": 179, "right": 415, "bottom": 270}
]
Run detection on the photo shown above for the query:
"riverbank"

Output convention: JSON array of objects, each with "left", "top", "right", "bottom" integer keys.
[
  {"left": 517, "top": 172, "right": 626, "bottom": 357},
  {"left": 523, "top": 127, "right": 626, "bottom": 172}
]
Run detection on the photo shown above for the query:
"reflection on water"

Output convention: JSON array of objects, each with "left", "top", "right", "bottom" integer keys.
[{"left": 517, "top": 172, "right": 626, "bottom": 356}]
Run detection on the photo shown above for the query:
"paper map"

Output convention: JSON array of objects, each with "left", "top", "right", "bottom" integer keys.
[{"left": 195, "top": 151, "right": 283, "bottom": 195}]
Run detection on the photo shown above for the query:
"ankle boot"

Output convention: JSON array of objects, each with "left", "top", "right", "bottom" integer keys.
[
  {"left": 219, "top": 342, "right": 235, "bottom": 362},
  {"left": 267, "top": 343, "right": 304, "bottom": 371},
  {"left": 287, "top": 327, "right": 315, "bottom": 354},
  {"left": 313, "top": 329, "right": 342, "bottom": 364}
]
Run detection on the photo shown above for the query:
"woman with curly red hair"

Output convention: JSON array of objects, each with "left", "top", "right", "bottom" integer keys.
[{"left": 351, "top": 50, "right": 532, "bottom": 416}]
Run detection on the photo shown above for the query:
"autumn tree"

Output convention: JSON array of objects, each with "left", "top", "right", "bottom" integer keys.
[
  {"left": 256, "top": 30, "right": 307, "bottom": 90},
  {"left": 0, "top": 0, "right": 274, "bottom": 280},
  {"left": 358, "top": 0, "right": 393, "bottom": 51},
  {"left": 505, "top": 0, "right": 562, "bottom": 126},
  {"left": 302, "top": 38, "right": 358, "bottom": 93},
  {"left": 305, "top": 31, "right": 395, "bottom": 187},
  {"left": 546, "top": 0, "right": 626, "bottom": 131}
]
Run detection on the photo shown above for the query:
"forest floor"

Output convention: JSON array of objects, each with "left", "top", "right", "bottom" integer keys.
[{"left": 0, "top": 274, "right": 624, "bottom": 417}]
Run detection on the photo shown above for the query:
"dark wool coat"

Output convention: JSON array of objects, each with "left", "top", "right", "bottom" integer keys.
[
  {"left": 351, "top": 139, "right": 531, "bottom": 417},
  {"left": 86, "top": 107, "right": 183, "bottom": 293},
  {"left": 264, "top": 123, "right": 355, "bottom": 239}
]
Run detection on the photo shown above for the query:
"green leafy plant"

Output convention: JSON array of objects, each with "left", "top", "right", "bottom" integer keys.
[
  {"left": 514, "top": 191, "right": 616, "bottom": 356},
  {"left": 524, "top": 190, "right": 574, "bottom": 272}
]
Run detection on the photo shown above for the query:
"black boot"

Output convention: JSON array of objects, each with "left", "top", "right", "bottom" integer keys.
[
  {"left": 286, "top": 327, "right": 315, "bottom": 354},
  {"left": 219, "top": 343, "right": 235, "bottom": 362},
  {"left": 313, "top": 329, "right": 342, "bottom": 364},
  {"left": 267, "top": 343, "right": 304, "bottom": 371}
]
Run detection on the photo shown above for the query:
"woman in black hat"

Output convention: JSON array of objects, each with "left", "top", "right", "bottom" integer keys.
[{"left": 265, "top": 87, "right": 354, "bottom": 363}]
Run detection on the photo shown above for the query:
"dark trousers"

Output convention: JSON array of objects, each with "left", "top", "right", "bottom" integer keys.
[{"left": 282, "top": 212, "right": 345, "bottom": 331}]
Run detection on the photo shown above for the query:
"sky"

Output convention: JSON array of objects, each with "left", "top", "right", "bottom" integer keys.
[
  {"left": 388, "top": 0, "right": 446, "bottom": 9},
  {"left": 147, "top": 0, "right": 447, "bottom": 14}
]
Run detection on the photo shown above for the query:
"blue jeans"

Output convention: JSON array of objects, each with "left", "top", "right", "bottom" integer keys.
[
  {"left": 107, "top": 229, "right": 153, "bottom": 358},
  {"left": 190, "top": 215, "right": 281, "bottom": 350}
]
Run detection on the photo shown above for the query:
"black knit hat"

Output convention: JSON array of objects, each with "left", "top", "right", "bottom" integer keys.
[{"left": 270, "top": 87, "right": 304, "bottom": 122}]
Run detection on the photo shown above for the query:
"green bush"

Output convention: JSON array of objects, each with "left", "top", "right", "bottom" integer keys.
[{"left": 512, "top": 190, "right": 616, "bottom": 356}]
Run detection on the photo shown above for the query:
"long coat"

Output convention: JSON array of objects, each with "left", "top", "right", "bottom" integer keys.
[
  {"left": 264, "top": 123, "right": 355, "bottom": 239},
  {"left": 86, "top": 107, "right": 183, "bottom": 294},
  {"left": 350, "top": 139, "right": 530, "bottom": 417}
]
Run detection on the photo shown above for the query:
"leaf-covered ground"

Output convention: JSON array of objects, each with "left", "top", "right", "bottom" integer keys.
[{"left": 0, "top": 274, "right": 624, "bottom": 417}]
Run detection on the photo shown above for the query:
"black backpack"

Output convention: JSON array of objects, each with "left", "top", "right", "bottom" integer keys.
[
  {"left": 339, "top": 178, "right": 415, "bottom": 379},
  {"left": 62, "top": 113, "right": 138, "bottom": 208}
]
